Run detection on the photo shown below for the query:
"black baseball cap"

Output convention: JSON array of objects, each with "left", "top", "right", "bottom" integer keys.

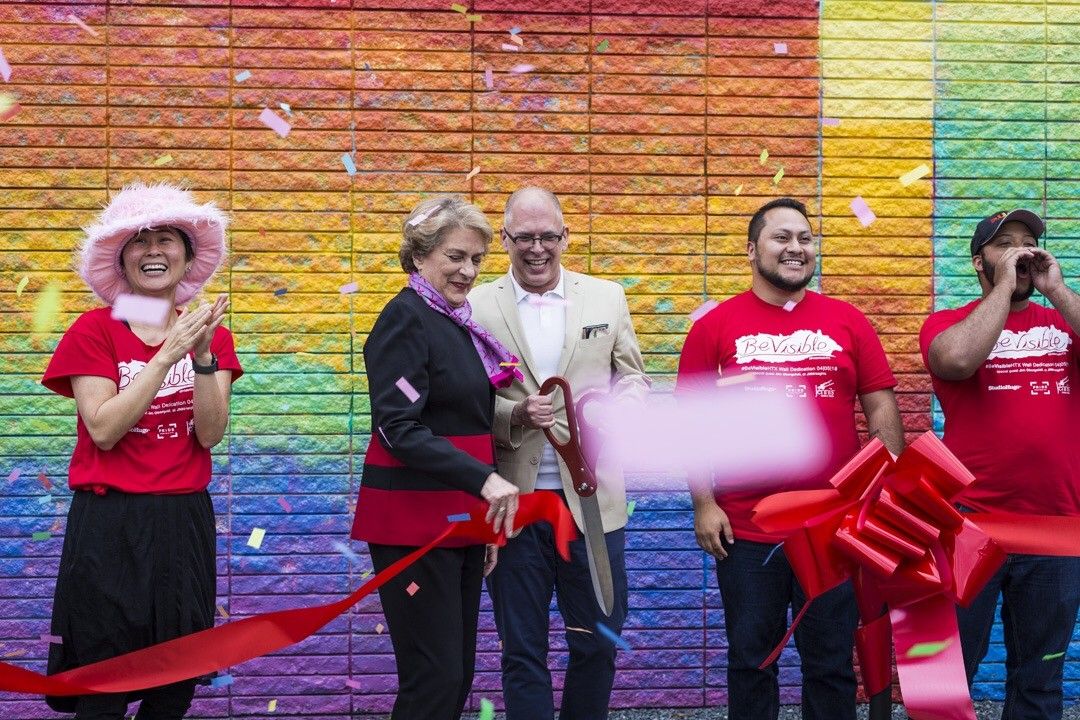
[{"left": 970, "top": 209, "right": 1045, "bottom": 256}]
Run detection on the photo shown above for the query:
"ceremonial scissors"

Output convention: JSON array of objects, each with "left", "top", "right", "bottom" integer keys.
[{"left": 539, "top": 376, "right": 615, "bottom": 616}]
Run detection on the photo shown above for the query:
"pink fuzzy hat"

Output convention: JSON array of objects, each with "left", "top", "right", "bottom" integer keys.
[{"left": 78, "top": 182, "right": 228, "bottom": 305}]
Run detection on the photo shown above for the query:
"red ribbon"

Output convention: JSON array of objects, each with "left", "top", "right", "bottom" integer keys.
[
  {"left": 751, "top": 431, "right": 1080, "bottom": 720},
  {"left": 0, "top": 492, "right": 576, "bottom": 696}
]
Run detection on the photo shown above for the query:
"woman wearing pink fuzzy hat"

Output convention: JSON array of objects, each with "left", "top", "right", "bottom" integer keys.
[{"left": 39, "top": 182, "right": 243, "bottom": 720}]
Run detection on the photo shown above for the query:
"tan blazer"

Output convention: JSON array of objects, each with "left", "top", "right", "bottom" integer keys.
[{"left": 469, "top": 269, "right": 651, "bottom": 533}]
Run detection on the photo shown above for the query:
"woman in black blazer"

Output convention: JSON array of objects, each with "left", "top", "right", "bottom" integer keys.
[{"left": 351, "top": 196, "right": 522, "bottom": 720}]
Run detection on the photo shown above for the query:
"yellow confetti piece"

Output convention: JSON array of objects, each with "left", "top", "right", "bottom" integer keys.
[
  {"left": 906, "top": 639, "right": 951, "bottom": 658},
  {"left": 268, "top": 699, "right": 277, "bottom": 712},
  {"left": 733, "top": 184, "right": 742, "bottom": 196},
  {"left": 772, "top": 167, "right": 784, "bottom": 185},
  {"left": 899, "top": 163, "right": 931, "bottom": 187},
  {"left": 466, "top": 166, "right": 480, "bottom": 180},
  {"left": 759, "top": 148, "right": 769, "bottom": 164},
  {"left": 153, "top": 154, "right": 173, "bottom": 166},
  {"left": 16, "top": 275, "right": 28, "bottom": 296},
  {"left": 216, "top": 604, "right": 229, "bottom": 618},
  {"left": 499, "top": 361, "right": 519, "bottom": 367},
  {"left": 450, "top": 3, "right": 467, "bottom": 11},
  {"left": 32, "top": 282, "right": 62, "bottom": 334},
  {"left": 246, "top": 527, "right": 266, "bottom": 549},
  {"left": 466, "top": 13, "right": 482, "bottom": 21},
  {"left": 510, "top": 34, "right": 523, "bottom": 46}
]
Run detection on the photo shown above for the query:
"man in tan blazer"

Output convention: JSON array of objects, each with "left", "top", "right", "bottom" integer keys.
[{"left": 470, "top": 187, "right": 650, "bottom": 720}]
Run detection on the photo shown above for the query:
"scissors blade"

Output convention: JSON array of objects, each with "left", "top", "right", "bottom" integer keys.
[{"left": 579, "top": 493, "right": 615, "bottom": 616}]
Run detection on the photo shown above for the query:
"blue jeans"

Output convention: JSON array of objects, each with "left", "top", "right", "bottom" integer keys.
[
  {"left": 957, "top": 554, "right": 1080, "bottom": 720},
  {"left": 486, "top": 492, "right": 628, "bottom": 720},
  {"left": 715, "top": 539, "right": 858, "bottom": 720}
]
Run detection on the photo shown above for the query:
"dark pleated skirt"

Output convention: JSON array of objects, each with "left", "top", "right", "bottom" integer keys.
[{"left": 46, "top": 489, "right": 216, "bottom": 712}]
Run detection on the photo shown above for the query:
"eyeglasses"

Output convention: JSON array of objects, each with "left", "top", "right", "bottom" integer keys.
[{"left": 503, "top": 228, "right": 565, "bottom": 248}]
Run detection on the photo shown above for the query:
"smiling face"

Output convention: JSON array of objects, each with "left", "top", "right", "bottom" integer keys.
[
  {"left": 748, "top": 206, "right": 817, "bottom": 294},
  {"left": 413, "top": 226, "right": 488, "bottom": 308},
  {"left": 501, "top": 192, "right": 568, "bottom": 295},
  {"left": 120, "top": 227, "right": 192, "bottom": 300},
  {"left": 974, "top": 220, "right": 1038, "bottom": 301}
]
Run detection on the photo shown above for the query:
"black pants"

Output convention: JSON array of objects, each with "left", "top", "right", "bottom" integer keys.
[
  {"left": 369, "top": 542, "right": 485, "bottom": 720},
  {"left": 70, "top": 681, "right": 197, "bottom": 720}
]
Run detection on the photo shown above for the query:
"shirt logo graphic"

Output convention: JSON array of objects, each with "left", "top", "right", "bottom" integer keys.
[
  {"left": 988, "top": 325, "right": 1071, "bottom": 360},
  {"left": 1058, "top": 377, "right": 1071, "bottom": 395},
  {"left": 117, "top": 356, "right": 195, "bottom": 398},
  {"left": 156, "top": 422, "right": 179, "bottom": 439},
  {"left": 815, "top": 380, "right": 835, "bottom": 398},
  {"left": 1030, "top": 381, "right": 1051, "bottom": 396},
  {"left": 785, "top": 384, "right": 807, "bottom": 398},
  {"left": 734, "top": 330, "right": 843, "bottom": 364}
]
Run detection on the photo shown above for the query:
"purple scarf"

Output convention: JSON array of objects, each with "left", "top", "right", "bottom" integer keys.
[{"left": 408, "top": 273, "right": 524, "bottom": 389}]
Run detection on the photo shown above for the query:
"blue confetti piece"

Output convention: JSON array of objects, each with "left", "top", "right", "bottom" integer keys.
[
  {"left": 210, "top": 674, "right": 234, "bottom": 688},
  {"left": 37, "top": 494, "right": 53, "bottom": 504},
  {"left": 234, "top": 70, "right": 251, "bottom": 82},
  {"left": 763, "top": 542, "right": 784, "bottom": 566},
  {"left": 447, "top": 513, "right": 471, "bottom": 523},
  {"left": 595, "top": 621, "right": 631, "bottom": 651},
  {"left": 509, "top": 26, "right": 521, "bottom": 34},
  {"left": 342, "top": 153, "right": 357, "bottom": 176},
  {"left": 332, "top": 540, "right": 362, "bottom": 565},
  {"left": 273, "top": 288, "right": 288, "bottom": 296}
]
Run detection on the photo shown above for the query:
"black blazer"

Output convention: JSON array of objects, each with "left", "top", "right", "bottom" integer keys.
[{"left": 351, "top": 287, "right": 496, "bottom": 546}]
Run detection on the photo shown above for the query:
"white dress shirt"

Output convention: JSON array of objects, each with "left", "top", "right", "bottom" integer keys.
[{"left": 509, "top": 268, "right": 566, "bottom": 490}]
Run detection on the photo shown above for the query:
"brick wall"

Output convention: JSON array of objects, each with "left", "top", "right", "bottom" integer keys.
[{"left": 0, "top": 0, "right": 1077, "bottom": 717}]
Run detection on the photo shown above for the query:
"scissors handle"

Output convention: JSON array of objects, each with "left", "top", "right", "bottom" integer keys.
[{"left": 539, "top": 376, "right": 597, "bottom": 497}]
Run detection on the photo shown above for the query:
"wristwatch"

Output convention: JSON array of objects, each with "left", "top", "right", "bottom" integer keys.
[{"left": 192, "top": 352, "right": 219, "bottom": 375}]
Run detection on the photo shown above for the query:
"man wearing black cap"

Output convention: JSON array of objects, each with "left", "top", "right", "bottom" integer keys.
[{"left": 919, "top": 209, "right": 1080, "bottom": 719}]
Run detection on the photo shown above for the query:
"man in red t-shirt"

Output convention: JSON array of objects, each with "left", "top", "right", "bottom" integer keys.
[
  {"left": 676, "top": 197, "right": 904, "bottom": 720},
  {"left": 920, "top": 209, "right": 1080, "bottom": 719}
]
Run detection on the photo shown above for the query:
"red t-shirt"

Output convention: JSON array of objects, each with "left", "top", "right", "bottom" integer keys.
[
  {"left": 41, "top": 307, "right": 243, "bottom": 494},
  {"left": 920, "top": 301, "right": 1080, "bottom": 515},
  {"left": 676, "top": 290, "right": 897, "bottom": 542}
]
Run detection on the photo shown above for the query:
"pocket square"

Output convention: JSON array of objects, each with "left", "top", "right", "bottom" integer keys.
[{"left": 582, "top": 323, "right": 610, "bottom": 339}]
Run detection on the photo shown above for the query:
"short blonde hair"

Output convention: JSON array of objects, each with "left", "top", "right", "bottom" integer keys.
[{"left": 399, "top": 196, "right": 493, "bottom": 273}]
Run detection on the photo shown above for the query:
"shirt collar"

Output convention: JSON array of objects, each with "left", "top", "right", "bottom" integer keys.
[{"left": 509, "top": 267, "right": 565, "bottom": 304}]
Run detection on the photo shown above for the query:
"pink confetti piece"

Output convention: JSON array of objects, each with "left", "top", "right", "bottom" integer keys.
[
  {"left": 339, "top": 281, "right": 359, "bottom": 294},
  {"left": 406, "top": 581, "right": 420, "bottom": 596},
  {"left": 466, "top": 166, "right": 480, "bottom": 180},
  {"left": 277, "top": 497, "right": 293, "bottom": 513},
  {"left": 111, "top": 293, "right": 171, "bottom": 328},
  {"left": 773, "top": 42, "right": 788, "bottom": 54},
  {"left": 821, "top": 117, "right": 841, "bottom": 126},
  {"left": 258, "top": 107, "right": 291, "bottom": 138},
  {"left": 501, "top": 43, "right": 520, "bottom": 52},
  {"left": 0, "top": 49, "right": 10, "bottom": 82},
  {"left": 396, "top": 377, "right": 420, "bottom": 403},
  {"left": 783, "top": 300, "right": 797, "bottom": 312},
  {"left": 345, "top": 678, "right": 363, "bottom": 690},
  {"left": 375, "top": 623, "right": 385, "bottom": 634},
  {"left": 68, "top": 14, "right": 99, "bottom": 37},
  {"left": 407, "top": 205, "right": 437, "bottom": 226},
  {"left": 0, "top": 102, "right": 20, "bottom": 121},
  {"left": 38, "top": 472, "right": 52, "bottom": 491},
  {"left": 7, "top": 468, "right": 21, "bottom": 483},
  {"left": 850, "top": 196, "right": 877, "bottom": 227},
  {"left": 689, "top": 299, "right": 719, "bottom": 322},
  {"left": 484, "top": 66, "right": 493, "bottom": 90},
  {"left": 510, "top": 34, "right": 523, "bottom": 46},
  {"left": 509, "top": 64, "right": 535, "bottom": 74},
  {"left": 40, "top": 634, "right": 62, "bottom": 644}
]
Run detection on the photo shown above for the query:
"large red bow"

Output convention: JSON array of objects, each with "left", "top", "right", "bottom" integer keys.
[{"left": 752, "top": 431, "right": 1080, "bottom": 720}]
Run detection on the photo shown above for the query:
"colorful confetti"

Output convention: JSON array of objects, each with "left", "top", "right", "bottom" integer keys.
[
  {"left": 246, "top": 527, "right": 266, "bottom": 549},
  {"left": 905, "top": 640, "right": 952, "bottom": 659},
  {"left": 450, "top": 3, "right": 467, "bottom": 12},
  {"left": 396, "top": 377, "right": 420, "bottom": 403},
  {"left": 67, "top": 14, "right": 99, "bottom": 36},
  {"left": 479, "top": 698, "right": 495, "bottom": 720},
  {"left": 689, "top": 299, "right": 719, "bottom": 323},
  {"left": 499, "top": 361, "right": 519, "bottom": 367},
  {"left": 37, "top": 472, "right": 51, "bottom": 491},
  {"left": 510, "top": 34, "right": 523, "bottom": 46},
  {"left": 772, "top": 167, "right": 784, "bottom": 185},
  {"left": 111, "top": 293, "right": 171, "bottom": 327},
  {"left": 342, "top": 153, "right": 357, "bottom": 176},
  {"left": 153, "top": 154, "right": 173, "bottom": 166},
  {"left": 32, "top": 282, "right": 62, "bottom": 334},
  {"left": 340, "top": 281, "right": 359, "bottom": 294},
  {"left": 466, "top": 14, "right": 482, "bottom": 22},
  {"left": 331, "top": 540, "right": 362, "bottom": 565},
  {"left": 344, "top": 678, "right": 363, "bottom": 690},
  {"left": 759, "top": 148, "right": 769, "bottom": 164},
  {"left": 626, "top": 499, "right": 636, "bottom": 517},
  {"left": 509, "top": 26, "right": 521, "bottom": 35},
  {"left": 0, "top": 102, "right": 21, "bottom": 121},
  {"left": 258, "top": 107, "right": 291, "bottom": 138},
  {"left": 15, "top": 276, "right": 28, "bottom": 296},
  {"left": 406, "top": 581, "right": 420, "bottom": 596},
  {"left": 773, "top": 42, "right": 788, "bottom": 54},
  {"left": 509, "top": 64, "right": 535, "bottom": 74},
  {"left": 210, "top": 673, "right": 234, "bottom": 688},
  {"left": 40, "top": 634, "right": 62, "bottom": 644},
  {"left": 501, "top": 43, "right": 520, "bottom": 52},
  {"left": 762, "top": 542, "right": 784, "bottom": 566},
  {"left": 447, "top": 513, "right": 471, "bottom": 522},
  {"left": 1043, "top": 651, "right": 1066, "bottom": 661},
  {"left": 0, "top": 49, "right": 11, "bottom": 82},
  {"left": 596, "top": 39, "right": 610, "bottom": 52},
  {"left": 466, "top": 166, "right": 481, "bottom": 180},
  {"left": 273, "top": 288, "right": 288, "bottom": 297},
  {"left": 234, "top": 70, "right": 251, "bottom": 82},
  {"left": 31, "top": 532, "right": 50, "bottom": 541},
  {"left": 277, "top": 496, "right": 293, "bottom": 512},
  {"left": 899, "top": 163, "right": 931, "bottom": 186},
  {"left": 484, "top": 66, "right": 493, "bottom": 90},
  {"left": 783, "top": 300, "right": 797, "bottom": 312},
  {"left": 375, "top": 623, "right": 384, "bottom": 634},
  {"left": 734, "top": 185, "right": 742, "bottom": 196},
  {"left": 268, "top": 699, "right": 278, "bottom": 712},
  {"left": 850, "top": 195, "right": 877, "bottom": 227},
  {"left": 596, "top": 621, "right": 631, "bottom": 651},
  {"left": 822, "top": 117, "right": 841, "bottom": 126},
  {"left": 6, "top": 468, "right": 20, "bottom": 483},
  {"left": 217, "top": 604, "right": 230, "bottom": 618},
  {"left": 280, "top": 102, "right": 292, "bottom": 116}
]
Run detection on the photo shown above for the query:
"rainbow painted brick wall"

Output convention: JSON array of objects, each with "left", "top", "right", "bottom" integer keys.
[{"left": 1, "top": 0, "right": 1078, "bottom": 717}]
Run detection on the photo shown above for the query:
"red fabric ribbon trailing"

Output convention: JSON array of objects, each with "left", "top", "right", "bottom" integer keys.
[
  {"left": 751, "top": 431, "right": 1080, "bottom": 720},
  {"left": 0, "top": 492, "right": 576, "bottom": 697}
]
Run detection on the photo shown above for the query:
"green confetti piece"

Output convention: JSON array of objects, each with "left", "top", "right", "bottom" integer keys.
[
  {"left": 450, "top": 3, "right": 467, "bottom": 12},
  {"left": 772, "top": 167, "right": 784, "bottom": 185},
  {"left": 478, "top": 698, "right": 494, "bottom": 720},
  {"left": 905, "top": 640, "right": 951, "bottom": 658},
  {"left": 33, "top": 282, "right": 62, "bottom": 334},
  {"left": 31, "top": 532, "right": 50, "bottom": 541},
  {"left": 15, "top": 275, "right": 28, "bottom": 296},
  {"left": 596, "top": 39, "right": 609, "bottom": 52},
  {"left": 626, "top": 500, "right": 636, "bottom": 517},
  {"left": 1043, "top": 651, "right": 1066, "bottom": 660},
  {"left": 759, "top": 148, "right": 769, "bottom": 164}
]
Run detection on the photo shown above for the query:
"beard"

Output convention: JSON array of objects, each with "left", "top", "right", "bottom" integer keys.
[
  {"left": 980, "top": 252, "right": 1035, "bottom": 302},
  {"left": 755, "top": 255, "right": 815, "bottom": 293}
]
